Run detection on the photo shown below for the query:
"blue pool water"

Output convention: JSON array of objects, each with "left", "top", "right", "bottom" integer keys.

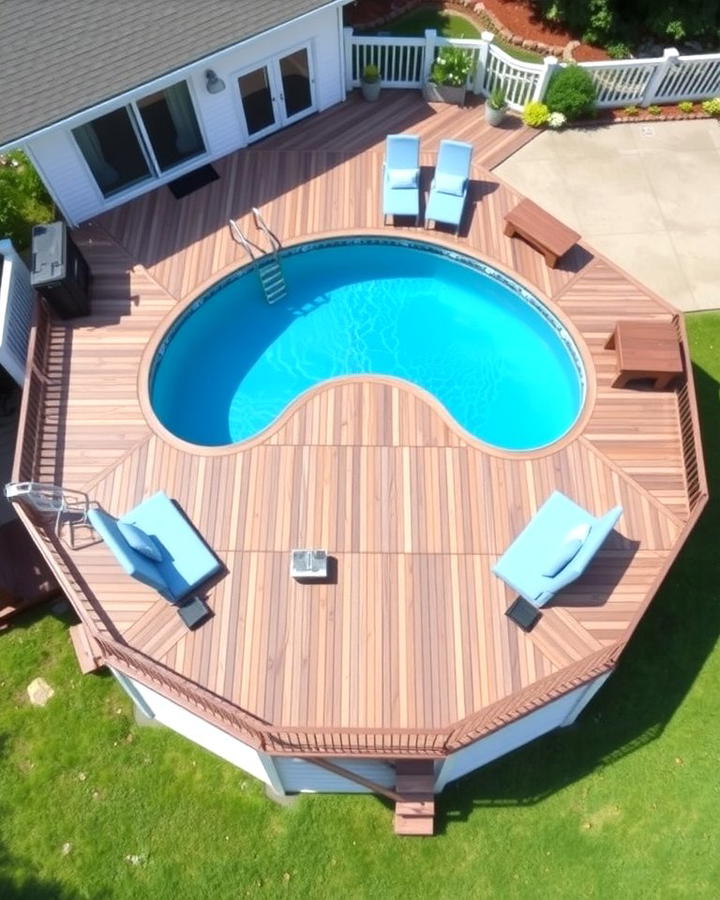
[{"left": 150, "top": 238, "right": 584, "bottom": 450}]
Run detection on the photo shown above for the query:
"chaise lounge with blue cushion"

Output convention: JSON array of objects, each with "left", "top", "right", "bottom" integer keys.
[
  {"left": 425, "top": 139, "right": 473, "bottom": 234},
  {"left": 88, "top": 491, "right": 223, "bottom": 627},
  {"left": 382, "top": 134, "right": 421, "bottom": 225},
  {"left": 493, "top": 491, "right": 623, "bottom": 629}
]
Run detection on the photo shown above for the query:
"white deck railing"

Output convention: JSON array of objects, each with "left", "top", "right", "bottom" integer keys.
[
  {"left": 344, "top": 28, "right": 720, "bottom": 111},
  {"left": 0, "top": 239, "right": 33, "bottom": 386}
]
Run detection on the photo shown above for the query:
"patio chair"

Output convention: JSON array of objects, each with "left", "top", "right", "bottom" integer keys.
[
  {"left": 425, "top": 140, "right": 473, "bottom": 234},
  {"left": 4, "top": 481, "right": 90, "bottom": 547},
  {"left": 493, "top": 491, "right": 623, "bottom": 630},
  {"left": 382, "top": 134, "right": 421, "bottom": 225},
  {"left": 88, "top": 491, "right": 221, "bottom": 628}
]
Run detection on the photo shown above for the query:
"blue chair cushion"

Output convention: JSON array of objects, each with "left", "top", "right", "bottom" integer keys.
[
  {"left": 434, "top": 172, "right": 466, "bottom": 196},
  {"left": 117, "top": 521, "right": 162, "bottom": 562},
  {"left": 541, "top": 537, "right": 583, "bottom": 578},
  {"left": 387, "top": 168, "right": 418, "bottom": 189},
  {"left": 123, "top": 491, "right": 222, "bottom": 602}
]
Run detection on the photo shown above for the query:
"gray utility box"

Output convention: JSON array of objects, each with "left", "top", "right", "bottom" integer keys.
[{"left": 30, "top": 221, "right": 91, "bottom": 319}]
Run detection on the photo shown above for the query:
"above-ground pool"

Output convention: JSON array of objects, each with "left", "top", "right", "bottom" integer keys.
[{"left": 149, "top": 238, "right": 585, "bottom": 450}]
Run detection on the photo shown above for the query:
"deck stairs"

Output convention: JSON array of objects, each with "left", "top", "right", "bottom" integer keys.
[
  {"left": 228, "top": 208, "right": 287, "bottom": 304},
  {"left": 393, "top": 760, "right": 436, "bottom": 836}
]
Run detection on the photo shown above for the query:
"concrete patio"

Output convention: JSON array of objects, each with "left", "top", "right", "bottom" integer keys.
[{"left": 496, "top": 119, "right": 720, "bottom": 312}]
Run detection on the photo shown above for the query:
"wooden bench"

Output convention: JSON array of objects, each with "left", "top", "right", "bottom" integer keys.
[
  {"left": 605, "top": 319, "right": 684, "bottom": 390},
  {"left": 504, "top": 198, "right": 580, "bottom": 268}
]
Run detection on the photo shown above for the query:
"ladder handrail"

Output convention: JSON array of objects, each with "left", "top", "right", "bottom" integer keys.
[
  {"left": 228, "top": 219, "right": 256, "bottom": 261},
  {"left": 252, "top": 207, "right": 281, "bottom": 257}
]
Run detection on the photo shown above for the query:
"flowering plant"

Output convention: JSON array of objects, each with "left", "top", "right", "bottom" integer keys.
[
  {"left": 547, "top": 111, "right": 566, "bottom": 129},
  {"left": 429, "top": 47, "right": 473, "bottom": 87}
]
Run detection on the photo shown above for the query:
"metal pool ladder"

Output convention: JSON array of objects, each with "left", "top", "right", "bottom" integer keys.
[{"left": 228, "top": 209, "right": 287, "bottom": 305}]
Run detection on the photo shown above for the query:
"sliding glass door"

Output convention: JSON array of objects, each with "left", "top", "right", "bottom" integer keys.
[
  {"left": 236, "top": 46, "right": 315, "bottom": 142},
  {"left": 73, "top": 108, "right": 151, "bottom": 197},
  {"left": 73, "top": 79, "right": 206, "bottom": 197},
  {"left": 137, "top": 82, "right": 205, "bottom": 171}
]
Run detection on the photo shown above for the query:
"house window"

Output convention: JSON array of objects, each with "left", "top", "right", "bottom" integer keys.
[
  {"left": 137, "top": 81, "right": 205, "bottom": 172},
  {"left": 72, "top": 108, "right": 151, "bottom": 197},
  {"left": 73, "top": 80, "right": 205, "bottom": 197}
]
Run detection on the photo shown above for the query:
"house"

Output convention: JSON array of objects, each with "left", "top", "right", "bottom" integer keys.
[
  {"left": 0, "top": 2, "right": 708, "bottom": 837},
  {"left": 0, "top": 0, "right": 351, "bottom": 224}
]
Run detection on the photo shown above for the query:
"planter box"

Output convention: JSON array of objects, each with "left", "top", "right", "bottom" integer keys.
[{"left": 422, "top": 82, "right": 466, "bottom": 107}]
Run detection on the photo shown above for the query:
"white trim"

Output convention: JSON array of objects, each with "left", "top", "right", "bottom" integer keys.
[
  {"left": 0, "top": 1, "right": 348, "bottom": 153},
  {"left": 21, "top": 143, "right": 74, "bottom": 224}
]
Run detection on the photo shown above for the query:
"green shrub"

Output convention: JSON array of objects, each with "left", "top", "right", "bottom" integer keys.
[
  {"left": 544, "top": 64, "right": 597, "bottom": 121},
  {"left": 677, "top": 100, "right": 695, "bottom": 113},
  {"left": 623, "top": 105, "right": 640, "bottom": 116},
  {"left": 522, "top": 101, "right": 550, "bottom": 127},
  {"left": 606, "top": 42, "right": 632, "bottom": 59},
  {"left": 647, "top": 104, "right": 662, "bottom": 116},
  {"left": 701, "top": 97, "right": 720, "bottom": 116},
  {"left": 430, "top": 46, "right": 473, "bottom": 87},
  {"left": 488, "top": 83, "right": 507, "bottom": 111},
  {"left": 0, "top": 151, "right": 54, "bottom": 251},
  {"left": 361, "top": 64, "right": 380, "bottom": 83}
]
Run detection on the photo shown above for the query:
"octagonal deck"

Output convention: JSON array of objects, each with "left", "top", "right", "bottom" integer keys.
[{"left": 14, "top": 93, "right": 706, "bottom": 753}]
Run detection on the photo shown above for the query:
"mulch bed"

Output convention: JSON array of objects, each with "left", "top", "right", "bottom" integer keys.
[{"left": 346, "top": 0, "right": 609, "bottom": 61}]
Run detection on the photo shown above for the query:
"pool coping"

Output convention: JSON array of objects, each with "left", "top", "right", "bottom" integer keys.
[{"left": 137, "top": 229, "right": 597, "bottom": 461}]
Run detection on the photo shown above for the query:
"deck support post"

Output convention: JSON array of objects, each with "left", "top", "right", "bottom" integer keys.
[
  {"left": 422, "top": 29, "right": 437, "bottom": 85},
  {"left": 474, "top": 31, "right": 494, "bottom": 96},
  {"left": 641, "top": 48, "right": 680, "bottom": 107},
  {"left": 343, "top": 26, "right": 354, "bottom": 92},
  {"left": 532, "top": 56, "right": 559, "bottom": 103}
]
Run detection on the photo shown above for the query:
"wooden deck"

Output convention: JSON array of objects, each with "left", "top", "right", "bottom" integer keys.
[{"left": 11, "top": 92, "right": 707, "bottom": 753}]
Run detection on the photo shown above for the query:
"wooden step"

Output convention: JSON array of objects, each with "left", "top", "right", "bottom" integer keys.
[
  {"left": 394, "top": 798, "right": 434, "bottom": 817},
  {"left": 69, "top": 623, "right": 104, "bottom": 674},
  {"left": 393, "top": 811, "right": 434, "bottom": 836}
]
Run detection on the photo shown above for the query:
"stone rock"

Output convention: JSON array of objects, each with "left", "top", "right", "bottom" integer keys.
[
  {"left": 27, "top": 677, "right": 54, "bottom": 706},
  {"left": 511, "top": 34, "right": 524, "bottom": 46},
  {"left": 522, "top": 39, "right": 538, "bottom": 51},
  {"left": 563, "top": 40, "right": 580, "bottom": 62},
  {"left": 474, "top": 3, "right": 485, "bottom": 13}
]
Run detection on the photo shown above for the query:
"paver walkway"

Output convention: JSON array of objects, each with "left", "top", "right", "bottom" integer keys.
[{"left": 496, "top": 119, "right": 720, "bottom": 311}]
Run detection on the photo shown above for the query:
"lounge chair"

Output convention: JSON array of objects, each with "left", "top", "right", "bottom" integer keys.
[
  {"left": 382, "top": 134, "right": 421, "bottom": 225},
  {"left": 493, "top": 491, "right": 623, "bottom": 629},
  {"left": 88, "top": 491, "right": 222, "bottom": 627},
  {"left": 425, "top": 140, "right": 473, "bottom": 234}
]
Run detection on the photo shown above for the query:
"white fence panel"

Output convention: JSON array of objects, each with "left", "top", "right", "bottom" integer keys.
[
  {"left": 654, "top": 54, "right": 720, "bottom": 102},
  {"left": 348, "top": 35, "right": 425, "bottom": 88},
  {"left": 580, "top": 59, "right": 660, "bottom": 107},
  {"left": 0, "top": 239, "right": 33, "bottom": 386},
  {"left": 483, "top": 44, "right": 542, "bottom": 110}
]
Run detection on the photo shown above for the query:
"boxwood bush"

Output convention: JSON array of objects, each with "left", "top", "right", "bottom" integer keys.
[{"left": 545, "top": 65, "right": 597, "bottom": 121}]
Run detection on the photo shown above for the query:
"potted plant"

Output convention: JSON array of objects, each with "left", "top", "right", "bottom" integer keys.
[
  {"left": 361, "top": 64, "right": 381, "bottom": 102},
  {"left": 423, "top": 47, "right": 473, "bottom": 106},
  {"left": 484, "top": 82, "right": 507, "bottom": 126}
]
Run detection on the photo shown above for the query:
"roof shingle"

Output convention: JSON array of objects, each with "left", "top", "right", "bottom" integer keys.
[{"left": 0, "top": 0, "right": 339, "bottom": 145}]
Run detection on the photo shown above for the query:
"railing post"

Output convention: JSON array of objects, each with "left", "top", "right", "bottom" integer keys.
[
  {"left": 641, "top": 47, "right": 679, "bottom": 106},
  {"left": 343, "top": 26, "right": 354, "bottom": 90},
  {"left": 532, "top": 55, "right": 559, "bottom": 102},
  {"left": 474, "top": 30, "right": 495, "bottom": 95},
  {"left": 422, "top": 29, "right": 437, "bottom": 84}
]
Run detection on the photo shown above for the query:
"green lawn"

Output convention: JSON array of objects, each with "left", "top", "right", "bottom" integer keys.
[
  {"left": 1, "top": 314, "right": 719, "bottom": 898},
  {"left": 366, "top": 4, "right": 543, "bottom": 64}
]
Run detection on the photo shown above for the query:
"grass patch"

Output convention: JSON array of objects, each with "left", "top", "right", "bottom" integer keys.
[
  {"left": 366, "top": 4, "right": 543, "bottom": 64},
  {"left": 1, "top": 314, "right": 719, "bottom": 897},
  {"left": 0, "top": 151, "right": 55, "bottom": 252}
]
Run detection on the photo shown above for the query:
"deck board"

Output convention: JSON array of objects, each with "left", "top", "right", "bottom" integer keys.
[{"left": 15, "top": 92, "right": 702, "bottom": 740}]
